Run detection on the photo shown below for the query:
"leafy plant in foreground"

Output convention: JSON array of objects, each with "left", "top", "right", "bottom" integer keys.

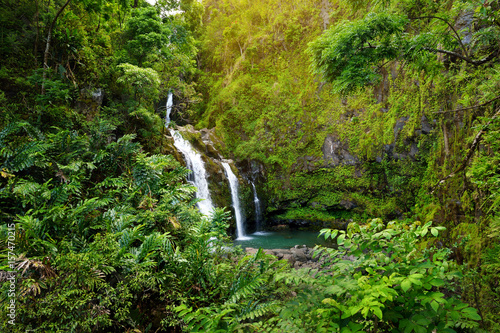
[{"left": 275, "top": 219, "right": 481, "bottom": 332}]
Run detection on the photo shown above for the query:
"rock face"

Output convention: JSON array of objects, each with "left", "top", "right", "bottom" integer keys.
[
  {"left": 322, "top": 135, "right": 359, "bottom": 167},
  {"left": 377, "top": 115, "right": 434, "bottom": 162},
  {"left": 77, "top": 87, "right": 105, "bottom": 118}
]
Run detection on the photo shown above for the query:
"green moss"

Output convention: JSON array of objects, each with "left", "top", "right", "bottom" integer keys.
[{"left": 278, "top": 207, "right": 337, "bottom": 222}]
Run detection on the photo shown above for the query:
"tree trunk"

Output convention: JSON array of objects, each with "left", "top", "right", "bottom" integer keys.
[
  {"left": 34, "top": 0, "right": 40, "bottom": 67},
  {"left": 443, "top": 123, "right": 450, "bottom": 157},
  {"left": 41, "top": 0, "right": 73, "bottom": 95}
]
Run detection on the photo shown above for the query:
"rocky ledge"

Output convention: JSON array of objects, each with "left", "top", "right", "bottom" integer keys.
[{"left": 245, "top": 245, "right": 327, "bottom": 270}]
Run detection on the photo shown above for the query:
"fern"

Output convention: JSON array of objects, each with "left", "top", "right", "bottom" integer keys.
[
  {"left": 134, "top": 232, "right": 164, "bottom": 263},
  {"left": 23, "top": 122, "right": 45, "bottom": 141},
  {"left": 69, "top": 236, "right": 89, "bottom": 253},
  {"left": 117, "top": 225, "right": 145, "bottom": 258},
  {"left": 239, "top": 301, "right": 280, "bottom": 321},
  {"left": 0, "top": 122, "right": 27, "bottom": 144},
  {"left": 93, "top": 149, "right": 110, "bottom": 164},
  {"left": 72, "top": 197, "right": 112, "bottom": 234},
  {"left": 13, "top": 179, "right": 43, "bottom": 198},
  {"left": 49, "top": 185, "right": 69, "bottom": 206},
  {"left": 276, "top": 267, "right": 319, "bottom": 285},
  {"left": 96, "top": 177, "right": 127, "bottom": 189},
  {"left": 3, "top": 140, "right": 49, "bottom": 172},
  {"left": 110, "top": 134, "right": 141, "bottom": 160},
  {"left": 89, "top": 118, "right": 117, "bottom": 150},
  {"left": 104, "top": 207, "right": 135, "bottom": 233},
  {"left": 72, "top": 197, "right": 109, "bottom": 218},
  {"left": 227, "top": 276, "right": 265, "bottom": 304}
]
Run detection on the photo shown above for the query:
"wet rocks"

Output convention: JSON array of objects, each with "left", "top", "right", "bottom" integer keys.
[{"left": 245, "top": 245, "right": 327, "bottom": 270}]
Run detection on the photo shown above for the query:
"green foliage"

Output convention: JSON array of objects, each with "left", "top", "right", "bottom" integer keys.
[
  {"left": 0, "top": 120, "right": 238, "bottom": 332},
  {"left": 175, "top": 248, "right": 288, "bottom": 332},
  {"left": 469, "top": 116, "right": 500, "bottom": 216},
  {"left": 123, "top": 7, "right": 171, "bottom": 66},
  {"left": 117, "top": 63, "right": 161, "bottom": 104},
  {"left": 308, "top": 3, "right": 500, "bottom": 94},
  {"left": 274, "top": 220, "right": 481, "bottom": 332},
  {"left": 308, "top": 12, "right": 408, "bottom": 95}
]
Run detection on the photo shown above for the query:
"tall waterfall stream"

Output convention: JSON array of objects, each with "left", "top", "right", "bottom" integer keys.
[
  {"left": 166, "top": 93, "right": 214, "bottom": 216},
  {"left": 165, "top": 93, "right": 323, "bottom": 248},
  {"left": 222, "top": 162, "right": 249, "bottom": 240}
]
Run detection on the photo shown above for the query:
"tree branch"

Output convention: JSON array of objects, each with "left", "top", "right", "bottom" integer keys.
[
  {"left": 433, "top": 95, "right": 500, "bottom": 114},
  {"left": 410, "top": 15, "right": 469, "bottom": 58},
  {"left": 430, "top": 107, "right": 500, "bottom": 194},
  {"left": 423, "top": 47, "right": 497, "bottom": 66},
  {"left": 423, "top": 47, "right": 470, "bottom": 62}
]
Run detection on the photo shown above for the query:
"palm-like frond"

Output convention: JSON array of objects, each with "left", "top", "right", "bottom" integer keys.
[
  {"left": 17, "top": 254, "right": 57, "bottom": 279},
  {"left": 95, "top": 177, "right": 128, "bottom": 189},
  {"left": 132, "top": 153, "right": 179, "bottom": 194},
  {"left": 2, "top": 140, "right": 50, "bottom": 172},
  {"left": 238, "top": 300, "right": 280, "bottom": 321},
  {"left": 134, "top": 232, "right": 166, "bottom": 263},
  {"left": 16, "top": 214, "right": 57, "bottom": 254},
  {"left": 117, "top": 224, "right": 145, "bottom": 258},
  {"left": 226, "top": 276, "right": 265, "bottom": 304},
  {"left": 0, "top": 122, "right": 28, "bottom": 144}
]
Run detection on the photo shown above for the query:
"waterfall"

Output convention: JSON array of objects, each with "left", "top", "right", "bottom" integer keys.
[
  {"left": 165, "top": 92, "right": 173, "bottom": 125},
  {"left": 166, "top": 93, "right": 214, "bottom": 216},
  {"left": 251, "top": 182, "right": 263, "bottom": 230},
  {"left": 222, "top": 162, "right": 249, "bottom": 240}
]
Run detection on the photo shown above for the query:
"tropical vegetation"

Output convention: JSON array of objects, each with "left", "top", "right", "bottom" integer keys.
[{"left": 1, "top": 0, "right": 499, "bottom": 331}]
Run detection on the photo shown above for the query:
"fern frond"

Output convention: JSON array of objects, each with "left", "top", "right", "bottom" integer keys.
[
  {"left": 13, "top": 180, "right": 42, "bottom": 197},
  {"left": 69, "top": 236, "right": 89, "bottom": 253},
  {"left": 135, "top": 232, "right": 168, "bottom": 263},
  {"left": 96, "top": 177, "right": 127, "bottom": 189},
  {"left": 0, "top": 122, "right": 28, "bottom": 144},
  {"left": 104, "top": 207, "right": 135, "bottom": 232},
  {"left": 227, "top": 276, "right": 265, "bottom": 304},
  {"left": 72, "top": 197, "right": 109, "bottom": 217},
  {"left": 3, "top": 141, "right": 50, "bottom": 172},
  {"left": 239, "top": 301, "right": 280, "bottom": 321},
  {"left": 23, "top": 122, "right": 45, "bottom": 141},
  {"left": 49, "top": 185, "right": 70, "bottom": 206},
  {"left": 117, "top": 224, "right": 145, "bottom": 257}
]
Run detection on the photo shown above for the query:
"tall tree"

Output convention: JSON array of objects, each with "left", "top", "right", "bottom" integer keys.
[{"left": 42, "top": 0, "right": 72, "bottom": 95}]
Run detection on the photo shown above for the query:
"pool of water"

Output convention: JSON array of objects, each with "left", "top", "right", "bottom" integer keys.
[{"left": 233, "top": 230, "right": 328, "bottom": 249}]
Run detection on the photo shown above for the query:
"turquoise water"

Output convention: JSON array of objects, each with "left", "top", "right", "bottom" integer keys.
[{"left": 233, "top": 230, "right": 328, "bottom": 249}]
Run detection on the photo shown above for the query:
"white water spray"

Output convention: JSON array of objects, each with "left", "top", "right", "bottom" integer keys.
[
  {"left": 165, "top": 92, "right": 173, "bottom": 125},
  {"left": 251, "top": 182, "right": 263, "bottom": 230},
  {"left": 222, "top": 162, "right": 249, "bottom": 240},
  {"left": 166, "top": 93, "right": 214, "bottom": 216}
]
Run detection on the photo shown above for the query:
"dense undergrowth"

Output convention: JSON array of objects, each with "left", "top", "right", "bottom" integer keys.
[{"left": 0, "top": 0, "right": 499, "bottom": 331}]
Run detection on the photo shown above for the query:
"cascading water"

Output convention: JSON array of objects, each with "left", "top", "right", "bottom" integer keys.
[
  {"left": 165, "top": 92, "right": 173, "bottom": 125},
  {"left": 222, "top": 162, "right": 249, "bottom": 240},
  {"left": 251, "top": 182, "right": 262, "bottom": 231},
  {"left": 166, "top": 93, "right": 214, "bottom": 216}
]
